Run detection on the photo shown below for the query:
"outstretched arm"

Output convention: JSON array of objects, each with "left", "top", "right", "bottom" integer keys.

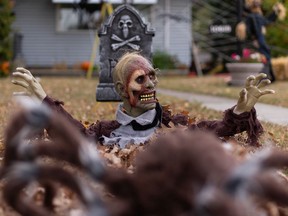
[
  {"left": 189, "top": 73, "right": 274, "bottom": 145},
  {"left": 11, "top": 67, "right": 88, "bottom": 136},
  {"left": 11, "top": 67, "right": 118, "bottom": 140}
]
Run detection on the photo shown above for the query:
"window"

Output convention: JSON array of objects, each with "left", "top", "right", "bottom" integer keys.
[
  {"left": 56, "top": 4, "right": 102, "bottom": 32},
  {"left": 56, "top": 3, "right": 154, "bottom": 32}
]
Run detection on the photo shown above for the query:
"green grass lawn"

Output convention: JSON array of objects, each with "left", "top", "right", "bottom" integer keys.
[{"left": 0, "top": 76, "right": 287, "bottom": 149}]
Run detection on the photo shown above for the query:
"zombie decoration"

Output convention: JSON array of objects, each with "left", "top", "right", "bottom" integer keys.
[
  {"left": 236, "top": 0, "right": 286, "bottom": 82},
  {"left": 12, "top": 52, "right": 274, "bottom": 148},
  {"left": 3, "top": 107, "right": 288, "bottom": 216},
  {"left": 113, "top": 53, "right": 158, "bottom": 116},
  {"left": 96, "top": 4, "right": 155, "bottom": 101}
]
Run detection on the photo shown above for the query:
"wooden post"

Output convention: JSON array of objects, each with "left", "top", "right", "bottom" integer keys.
[
  {"left": 191, "top": 1, "right": 202, "bottom": 76},
  {"left": 192, "top": 40, "right": 203, "bottom": 76},
  {"left": 236, "top": 0, "right": 243, "bottom": 56}
]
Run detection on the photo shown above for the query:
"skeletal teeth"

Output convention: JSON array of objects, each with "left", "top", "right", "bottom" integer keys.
[
  {"left": 139, "top": 92, "right": 155, "bottom": 101},
  {"left": 140, "top": 93, "right": 154, "bottom": 98}
]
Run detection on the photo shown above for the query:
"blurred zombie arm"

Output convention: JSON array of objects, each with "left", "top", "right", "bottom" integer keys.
[{"left": 189, "top": 74, "right": 274, "bottom": 145}]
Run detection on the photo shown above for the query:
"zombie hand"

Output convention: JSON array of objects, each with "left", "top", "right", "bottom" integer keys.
[
  {"left": 233, "top": 73, "right": 275, "bottom": 115},
  {"left": 12, "top": 67, "right": 47, "bottom": 101}
]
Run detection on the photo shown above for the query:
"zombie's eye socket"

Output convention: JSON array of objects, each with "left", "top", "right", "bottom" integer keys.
[
  {"left": 136, "top": 75, "right": 145, "bottom": 84},
  {"left": 148, "top": 71, "right": 156, "bottom": 81}
]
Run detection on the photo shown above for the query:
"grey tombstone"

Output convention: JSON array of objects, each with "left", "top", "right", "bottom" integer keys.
[{"left": 96, "top": 4, "right": 155, "bottom": 101}]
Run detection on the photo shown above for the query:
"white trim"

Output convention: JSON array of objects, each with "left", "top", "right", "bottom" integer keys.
[
  {"left": 52, "top": 0, "right": 121, "bottom": 3},
  {"left": 164, "top": 0, "right": 170, "bottom": 51},
  {"left": 132, "top": 0, "right": 157, "bottom": 3},
  {"left": 52, "top": 0, "right": 157, "bottom": 4}
]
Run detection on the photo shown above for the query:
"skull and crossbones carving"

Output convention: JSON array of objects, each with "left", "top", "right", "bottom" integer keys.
[
  {"left": 111, "top": 15, "right": 141, "bottom": 51},
  {"left": 111, "top": 34, "right": 140, "bottom": 51}
]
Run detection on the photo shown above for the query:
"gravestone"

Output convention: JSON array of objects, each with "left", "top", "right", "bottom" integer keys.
[{"left": 96, "top": 4, "right": 155, "bottom": 101}]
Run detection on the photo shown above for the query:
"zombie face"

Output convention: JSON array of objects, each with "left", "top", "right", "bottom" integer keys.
[
  {"left": 126, "top": 69, "right": 158, "bottom": 110},
  {"left": 113, "top": 53, "right": 159, "bottom": 116}
]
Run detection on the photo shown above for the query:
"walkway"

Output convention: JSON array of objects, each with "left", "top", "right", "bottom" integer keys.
[{"left": 158, "top": 88, "right": 288, "bottom": 126}]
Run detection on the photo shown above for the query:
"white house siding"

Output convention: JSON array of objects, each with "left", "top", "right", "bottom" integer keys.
[
  {"left": 151, "top": 0, "right": 192, "bottom": 65},
  {"left": 13, "top": 0, "right": 97, "bottom": 66},
  {"left": 13, "top": 0, "right": 191, "bottom": 67}
]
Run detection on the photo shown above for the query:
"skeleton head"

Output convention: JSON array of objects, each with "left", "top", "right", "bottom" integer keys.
[
  {"left": 118, "top": 15, "right": 133, "bottom": 39},
  {"left": 245, "top": 0, "right": 262, "bottom": 8},
  {"left": 113, "top": 53, "right": 158, "bottom": 117}
]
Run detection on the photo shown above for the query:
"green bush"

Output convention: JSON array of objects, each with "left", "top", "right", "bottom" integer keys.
[
  {"left": 0, "top": 0, "right": 14, "bottom": 77},
  {"left": 262, "top": 1, "right": 288, "bottom": 57},
  {"left": 152, "top": 51, "right": 178, "bottom": 69}
]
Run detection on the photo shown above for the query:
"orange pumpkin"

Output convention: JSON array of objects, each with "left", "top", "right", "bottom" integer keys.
[
  {"left": 1, "top": 61, "right": 10, "bottom": 75},
  {"left": 81, "top": 61, "right": 91, "bottom": 71}
]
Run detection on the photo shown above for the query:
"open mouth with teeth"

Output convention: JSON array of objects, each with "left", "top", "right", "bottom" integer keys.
[{"left": 138, "top": 91, "right": 156, "bottom": 103}]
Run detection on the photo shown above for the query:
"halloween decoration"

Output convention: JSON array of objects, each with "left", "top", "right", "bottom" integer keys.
[
  {"left": 2, "top": 102, "right": 288, "bottom": 216},
  {"left": 236, "top": 0, "right": 286, "bottom": 82},
  {"left": 110, "top": 15, "right": 141, "bottom": 51},
  {"left": 96, "top": 4, "right": 155, "bottom": 101},
  {"left": 12, "top": 52, "right": 274, "bottom": 146}
]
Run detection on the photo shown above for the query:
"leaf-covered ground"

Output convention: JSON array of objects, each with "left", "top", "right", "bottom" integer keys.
[{"left": 0, "top": 76, "right": 287, "bottom": 215}]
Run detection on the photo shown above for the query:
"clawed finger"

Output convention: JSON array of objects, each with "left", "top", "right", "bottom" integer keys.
[
  {"left": 257, "top": 78, "right": 271, "bottom": 89},
  {"left": 253, "top": 73, "right": 267, "bottom": 85},
  {"left": 238, "top": 88, "right": 247, "bottom": 103},
  {"left": 16, "top": 67, "right": 32, "bottom": 76},
  {"left": 11, "top": 80, "right": 29, "bottom": 89},
  {"left": 239, "top": 88, "right": 247, "bottom": 97},
  {"left": 12, "top": 72, "right": 31, "bottom": 80},
  {"left": 245, "top": 75, "right": 256, "bottom": 88},
  {"left": 260, "top": 89, "right": 275, "bottom": 96},
  {"left": 12, "top": 72, "right": 35, "bottom": 85},
  {"left": 13, "top": 92, "right": 30, "bottom": 97}
]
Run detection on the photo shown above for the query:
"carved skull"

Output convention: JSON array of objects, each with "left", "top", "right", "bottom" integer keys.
[
  {"left": 118, "top": 15, "right": 133, "bottom": 39},
  {"left": 113, "top": 53, "right": 159, "bottom": 116}
]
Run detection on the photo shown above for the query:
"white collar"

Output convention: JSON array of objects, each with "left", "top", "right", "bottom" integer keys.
[{"left": 115, "top": 104, "right": 156, "bottom": 126}]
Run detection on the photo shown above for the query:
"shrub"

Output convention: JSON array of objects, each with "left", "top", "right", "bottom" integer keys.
[
  {"left": 262, "top": 0, "right": 288, "bottom": 57},
  {"left": 0, "top": 0, "right": 14, "bottom": 77},
  {"left": 152, "top": 51, "right": 178, "bottom": 69}
]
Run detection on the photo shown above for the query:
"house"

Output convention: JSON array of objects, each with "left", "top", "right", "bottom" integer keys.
[{"left": 12, "top": 0, "right": 192, "bottom": 69}]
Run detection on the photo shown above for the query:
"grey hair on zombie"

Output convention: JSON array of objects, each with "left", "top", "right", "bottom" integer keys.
[{"left": 112, "top": 52, "right": 154, "bottom": 89}]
